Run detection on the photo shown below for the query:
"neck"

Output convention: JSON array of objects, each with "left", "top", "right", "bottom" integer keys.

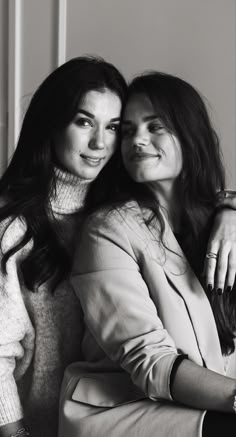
[
  {"left": 50, "top": 165, "right": 91, "bottom": 214},
  {"left": 147, "top": 180, "right": 182, "bottom": 232}
]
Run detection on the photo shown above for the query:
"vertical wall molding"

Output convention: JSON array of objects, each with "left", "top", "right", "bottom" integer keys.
[
  {"left": 8, "top": 0, "right": 22, "bottom": 160},
  {"left": 57, "top": 0, "right": 67, "bottom": 66}
]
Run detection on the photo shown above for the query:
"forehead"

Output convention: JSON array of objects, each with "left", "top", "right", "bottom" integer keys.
[
  {"left": 79, "top": 89, "right": 122, "bottom": 117},
  {"left": 123, "top": 93, "right": 154, "bottom": 120}
]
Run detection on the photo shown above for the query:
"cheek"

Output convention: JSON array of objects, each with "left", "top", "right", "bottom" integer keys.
[
  {"left": 55, "top": 135, "right": 81, "bottom": 167},
  {"left": 168, "top": 139, "right": 183, "bottom": 174},
  {"left": 176, "top": 149, "right": 183, "bottom": 173}
]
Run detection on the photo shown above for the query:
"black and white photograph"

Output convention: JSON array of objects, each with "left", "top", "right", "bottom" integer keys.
[{"left": 0, "top": 1, "right": 236, "bottom": 436}]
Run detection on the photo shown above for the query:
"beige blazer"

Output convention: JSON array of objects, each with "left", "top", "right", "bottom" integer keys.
[{"left": 59, "top": 203, "right": 236, "bottom": 437}]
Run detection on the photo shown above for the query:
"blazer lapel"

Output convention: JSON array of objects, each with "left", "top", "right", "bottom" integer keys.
[{"left": 153, "top": 216, "right": 224, "bottom": 374}]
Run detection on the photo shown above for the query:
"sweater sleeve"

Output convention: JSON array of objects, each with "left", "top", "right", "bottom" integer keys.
[
  {"left": 71, "top": 210, "right": 180, "bottom": 402},
  {"left": 0, "top": 218, "right": 35, "bottom": 426}
]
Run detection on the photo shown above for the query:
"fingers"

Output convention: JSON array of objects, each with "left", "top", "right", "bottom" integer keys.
[
  {"left": 215, "top": 244, "right": 230, "bottom": 293},
  {"left": 205, "top": 242, "right": 236, "bottom": 294},
  {"left": 204, "top": 242, "right": 219, "bottom": 292},
  {"left": 225, "top": 250, "right": 236, "bottom": 291},
  {"left": 205, "top": 204, "right": 236, "bottom": 294}
]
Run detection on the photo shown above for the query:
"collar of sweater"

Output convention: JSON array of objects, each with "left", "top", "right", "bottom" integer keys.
[{"left": 50, "top": 166, "right": 91, "bottom": 214}]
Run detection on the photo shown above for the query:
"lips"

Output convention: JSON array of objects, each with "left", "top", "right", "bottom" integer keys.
[
  {"left": 80, "top": 154, "right": 105, "bottom": 164},
  {"left": 131, "top": 152, "right": 162, "bottom": 161}
]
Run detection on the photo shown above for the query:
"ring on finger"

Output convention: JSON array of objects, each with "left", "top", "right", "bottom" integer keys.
[{"left": 205, "top": 252, "right": 218, "bottom": 260}]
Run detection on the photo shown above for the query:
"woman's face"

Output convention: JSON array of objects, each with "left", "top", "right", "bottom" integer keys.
[
  {"left": 121, "top": 93, "right": 183, "bottom": 191},
  {"left": 53, "top": 89, "right": 122, "bottom": 179}
]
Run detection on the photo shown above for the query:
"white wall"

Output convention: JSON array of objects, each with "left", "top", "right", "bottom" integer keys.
[
  {"left": 21, "top": 0, "right": 58, "bottom": 100},
  {"left": 0, "top": 0, "right": 8, "bottom": 173},
  {"left": 66, "top": 0, "right": 236, "bottom": 187},
  {"left": 2, "top": 0, "right": 236, "bottom": 186}
]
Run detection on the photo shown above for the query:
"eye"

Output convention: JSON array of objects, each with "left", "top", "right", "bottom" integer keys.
[
  {"left": 74, "top": 117, "right": 93, "bottom": 127},
  {"left": 148, "top": 122, "right": 165, "bottom": 134},
  {"left": 108, "top": 123, "right": 120, "bottom": 133}
]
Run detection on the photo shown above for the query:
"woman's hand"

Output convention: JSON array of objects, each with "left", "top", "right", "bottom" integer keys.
[{"left": 204, "top": 192, "right": 236, "bottom": 293}]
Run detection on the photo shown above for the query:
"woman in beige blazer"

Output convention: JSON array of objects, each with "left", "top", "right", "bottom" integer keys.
[{"left": 60, "top": 72, "right": 236, "bottom": 436}]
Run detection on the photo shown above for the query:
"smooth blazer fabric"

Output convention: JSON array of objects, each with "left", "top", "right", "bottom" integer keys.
[{"left": 59, "top": 203, "right": 236, "bottom": 437}]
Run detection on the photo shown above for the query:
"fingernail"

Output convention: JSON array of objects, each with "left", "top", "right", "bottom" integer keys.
[
  {"left": 217, "top": 288, "right": 223, "bottom": 296},
  {"left": 226, "top": 286, "right": 232, "bottom": 293},
  {"left": 207, "top": 284, "right": 213, "bottom": 292}
]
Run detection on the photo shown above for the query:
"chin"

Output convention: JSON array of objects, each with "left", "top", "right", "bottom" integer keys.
[{"left": 131, "top": 172, "right": 153, "bottom": 183}]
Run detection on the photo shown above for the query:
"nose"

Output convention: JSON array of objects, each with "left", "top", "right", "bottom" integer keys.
[
  {"left": 133, "top": 127, "right": 149, "bottom": 148},
  {"left": 89, "top": 127, "right": 105, "bottom": 150}
]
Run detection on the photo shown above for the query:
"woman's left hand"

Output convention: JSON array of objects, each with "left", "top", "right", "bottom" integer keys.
[{"left": 204, "top": 207, "right": 236, "bottom": 294}]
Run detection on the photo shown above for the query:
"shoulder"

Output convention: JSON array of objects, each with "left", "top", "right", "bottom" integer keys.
[
  {"left": 82, "top": 201, "right": 145, "bottom": 239},
  {"left": 87, "top": 201, "right": 143, "bottom": 226},
  {"left": 77, "top": 201, "right": 154, "bottom": 263},
  {"left": 73, "top": 202, "right": 145, "bottom": 275}
]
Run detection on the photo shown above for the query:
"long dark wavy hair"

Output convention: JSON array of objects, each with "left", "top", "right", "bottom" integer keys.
[
  {"left": 111, "top": 72, "right": 235, "bottom": 355},
  {"left": 0, "top": 56, "right": 127, "bottom": 292}
]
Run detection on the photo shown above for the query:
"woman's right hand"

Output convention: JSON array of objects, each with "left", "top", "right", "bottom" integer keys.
[{"left": 204, "top": 191, "right": 236, "bottom": 293}]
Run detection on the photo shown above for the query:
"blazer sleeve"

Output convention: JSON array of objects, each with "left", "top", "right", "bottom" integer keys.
[
  {"left": 71, "top": 211, "right": 180, "bottom": 402},
  {"left": 0, "top": 218, "right": 35, "bottom": 426}
]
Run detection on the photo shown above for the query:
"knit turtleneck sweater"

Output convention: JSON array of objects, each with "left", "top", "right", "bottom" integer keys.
[
  {"left": 0, "top": 167, "right": 91, "bottom": 437},
  {"left": 51, "top": 166, "right": 90, "bottom": 214}
]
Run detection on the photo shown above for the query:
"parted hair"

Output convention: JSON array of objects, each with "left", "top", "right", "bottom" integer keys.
[
  {"left": 0, "top": 56, "right": 127, "bottom": 291},
  {"left": 115, "top": 71, "right": 236, "bottom": 355}
]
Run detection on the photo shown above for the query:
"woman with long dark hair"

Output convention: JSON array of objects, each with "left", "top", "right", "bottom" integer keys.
[
  {"left": 61, "top": 72, "right": 236, "bottom": 436},
  {"left": 0, "top": 56, "right": 127, "bottom": 437}
]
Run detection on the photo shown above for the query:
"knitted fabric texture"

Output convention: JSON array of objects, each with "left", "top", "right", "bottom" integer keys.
[{"left": 0, "top": 167, "right": 90, "bottom": 437}]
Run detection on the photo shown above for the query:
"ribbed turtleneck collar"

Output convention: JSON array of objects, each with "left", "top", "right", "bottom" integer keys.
[{"left": 50, "top": 166, "right": 91, "bottom": 214}]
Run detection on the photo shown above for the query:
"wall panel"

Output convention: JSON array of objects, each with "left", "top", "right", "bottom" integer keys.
[
  {"left": 3, "top": 0, "right": 236, "bottom": 186},
  {"left": 0, "top": 0, "right": 8, "bottom": 172}
]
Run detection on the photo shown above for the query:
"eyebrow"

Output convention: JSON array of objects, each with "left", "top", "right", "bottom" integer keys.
[
  {"left": 77, "top": 109, "right": 121, "bottom": 122},
  {"left": 122, "top": 115, "right": 159, "bottom": 124}
]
